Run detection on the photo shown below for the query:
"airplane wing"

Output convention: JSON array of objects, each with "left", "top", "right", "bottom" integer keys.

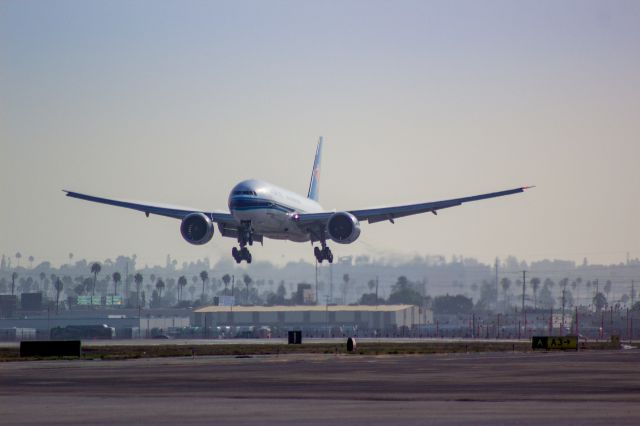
[
  {"left": 295, "top": 186, "right": 533, "bottom": 230},
  {"left": 63, "top": 190, "right": 236, "bottom": 225}
]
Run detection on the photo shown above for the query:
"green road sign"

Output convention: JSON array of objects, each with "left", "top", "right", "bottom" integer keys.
[{"left": 532, "top": 336, "right": 578, "bottom": 350}]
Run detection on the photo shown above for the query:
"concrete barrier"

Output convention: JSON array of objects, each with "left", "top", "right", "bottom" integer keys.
[
  {"left": 347, "top": 337, "right": 357, "bottom": 352},
  {"left": 288, "top": 330, "right": 302, "bottom": 344},
  {"left": 20, "top": 340, "right": 81, "bottom": 357}
]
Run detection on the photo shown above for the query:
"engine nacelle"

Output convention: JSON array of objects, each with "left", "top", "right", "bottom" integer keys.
[
  {"left": 326, "top": 212, "right": 361, "bottom": 244},
  {"left": 180, "top": 212, "right": 214, "bottom": 245}
]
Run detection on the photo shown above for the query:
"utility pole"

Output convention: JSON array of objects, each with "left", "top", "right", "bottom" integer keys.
[
  {"left": 561, "top": 287, "right": 566, "bottom": 336},
  {"left": 521, "top": 270, "right": 527, "bottom": 313},
  {"left": 315, "top": 259, "right": 318, "bottom": 305},
  {"left": 329, "top": 262, "right": 333, "bottom": 304},
  {"left": 375, "top": 276, "right": 379, "bottom": 306},
  {"left": 495, "top": 258, "right": 499, "bottom": 310},
  {"left": 472, "top": 313, "right": 475, "bottom": 339},
  {"left": 231, "top": 275, "right": 235, "bottom": 311},
  {"left": 125, "top": 261, "right": 129, "bottom": 300},
  {"left": 325, "top": 295, "right": 330, "bottom": 337}
]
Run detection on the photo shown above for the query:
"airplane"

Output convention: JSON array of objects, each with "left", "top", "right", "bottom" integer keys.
[{"left": 64, "top": 137, "right": 532, "bottom": 264}]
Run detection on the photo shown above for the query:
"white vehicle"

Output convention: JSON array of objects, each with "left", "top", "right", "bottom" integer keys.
[{"left": 65, "top": 137, "right": 532, "bottom": 264}]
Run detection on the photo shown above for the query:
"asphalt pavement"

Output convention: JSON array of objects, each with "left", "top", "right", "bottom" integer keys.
[{"left": 1, "top": 349, "right": 638, "bottom": 424}]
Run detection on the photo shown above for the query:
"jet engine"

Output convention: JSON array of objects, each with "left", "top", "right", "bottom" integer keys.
[
  {"left": 180, "top": 212, "right": 214, "bottom": 245},
  {"left": 326, "top": 212, "right": 361, "bottom": 244}
]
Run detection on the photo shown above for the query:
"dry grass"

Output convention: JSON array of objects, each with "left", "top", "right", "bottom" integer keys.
[{"left": 0, "top": 340, "right": 623, "bottom": 362}]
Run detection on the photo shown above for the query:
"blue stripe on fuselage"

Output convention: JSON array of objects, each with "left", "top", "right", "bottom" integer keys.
[{"left": 229, "top": 197, "right": 295, "bottom": 213}]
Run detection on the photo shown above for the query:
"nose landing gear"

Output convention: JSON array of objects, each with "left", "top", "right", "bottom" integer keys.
[{"left": 232, "top": 221, "right": 253, "bottom": 264}]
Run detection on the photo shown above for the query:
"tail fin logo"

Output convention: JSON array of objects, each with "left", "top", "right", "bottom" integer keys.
[{"left": 307, "top": 137, "right": 323, "bottom": 202}]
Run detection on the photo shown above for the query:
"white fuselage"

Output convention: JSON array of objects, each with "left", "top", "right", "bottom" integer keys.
[{"left": 228, "top": 179, "right": 324, "bottom": 242}]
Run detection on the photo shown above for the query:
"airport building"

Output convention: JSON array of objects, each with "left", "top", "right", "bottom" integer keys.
[{"left": 193, "top": 305, "right": 432, "bottom": 336}]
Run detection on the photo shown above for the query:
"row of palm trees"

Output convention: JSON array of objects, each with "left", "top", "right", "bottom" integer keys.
[
  {"left": 8, "top": 252, "right": 77, "bottom": 269},
  {"left": 8, "top": 252, "right": 37, "bottom": 269},
  {"left": 87, "top": 263, "right": 255, "bottom": 306},
  {"left": 3, "top": 270, "right": 66, "bottom": 314},
  {"left": 498, "top": 276, "right": 627, "bottom": 310}
]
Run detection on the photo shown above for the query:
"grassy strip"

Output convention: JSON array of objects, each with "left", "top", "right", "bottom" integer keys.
[
  {"left": 0, "top": 340, "right": 623, "bottom": 362},
  {"left": 81, "top": 341, "right": 532, "bottom": 360}
]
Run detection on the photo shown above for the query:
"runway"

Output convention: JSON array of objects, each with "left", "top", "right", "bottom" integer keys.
[{"left": 1, "top": 350, "right": 639, "bottom": 424}]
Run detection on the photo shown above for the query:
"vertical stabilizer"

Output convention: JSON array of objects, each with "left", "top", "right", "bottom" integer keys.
[{"left": 307, "top": 137, "right": 323, "bottom": 201}]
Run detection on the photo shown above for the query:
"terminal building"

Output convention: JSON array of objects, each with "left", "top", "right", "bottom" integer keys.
[{"left": 193, "top": 305, "right": 432, "bottom": 337}]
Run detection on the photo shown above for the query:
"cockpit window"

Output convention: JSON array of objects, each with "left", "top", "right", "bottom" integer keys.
[{"left": 233, "top": 190, "right": 256, "bottom": 196}]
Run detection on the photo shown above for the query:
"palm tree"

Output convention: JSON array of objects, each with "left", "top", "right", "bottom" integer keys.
[
  {"left": 188, "top": 285, "right": 196, "bottom": 300},
  {"left": 593, "top": 292, "right": 607, "bottom": 311},
  {"left": 39, "top": 271, "right": 46, "bottom": 287},
  {"left": 156, "top": 279, "right": 165, "bottom": 301},
  {"left": 604, "top": 280, "right": 612, "bottom": 301},
  {"left": 342, "top": 273, "right": 350, "bottom": 304},
  {"left": 134, "top": 273, "right": 143, "bottom": 306},
  {"left": 200, "top": 270, "right": 209, "bottom": 300},
  {"left": 112, "top": 272, "right": 121, "bottom": 297},
  {"left": 471, "top": 282, "right": 479, "bottom": 298},
  {"left": 243, "top": 274, "right": 252, "bottom": 304},
  {"left": 585, "top": 281, "right": 593, "bottom": 305},
  {"left": 68, "top": 252, "right": 74, "bottom": 264},
  {"left": 83, "top": 277, "right": 95, "bottom": 296},
  {"left": 15, "top": 252, "right": 21, "bottom": 268},
  {"left": 90, "top": 262, "right": 101, "bottom": 296},
  {"left": 222, "top": 274, "right": 231, "bottom": 295},
  {"left": 178, "top": 275, "right": 187, "bottom": 302},
  {"left": 530, "top": 277, "right": 541, "bottom": 309},
  {"left": 500, "top": 277, "right": 511, "bottom": 305},
  {"left": 11, "top": 272, "right": 17, "bottom": 295},
  {"left": 54, "top": 278, "right": 63, "bottom": 314},
  {"left": 28, "top": 255, "right": 34, "bottom": 269}
]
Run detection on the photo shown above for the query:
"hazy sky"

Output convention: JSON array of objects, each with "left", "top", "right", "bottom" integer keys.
[{"left": 1, "top": 0, "right": 639, "bottom": 267}]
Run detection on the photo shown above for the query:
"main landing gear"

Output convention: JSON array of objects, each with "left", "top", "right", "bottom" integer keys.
[
  {"left": 232, "top": 246, "right": 252, "bottom": 264},
  {"left": 314, "top": 242, "right": 334, "bottom": 264},
  {"left": 232, "top": 221, "right": 253, "bottom": 264}
]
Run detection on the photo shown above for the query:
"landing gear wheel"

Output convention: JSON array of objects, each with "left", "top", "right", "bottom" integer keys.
[
  {"left": 232, "top": 247, "right": 241, "bottom": 264},
  {"left": 231, "top": 246, "right": 252, "bottom": 263},
  {"left": 313, "top": 245, "right": 333, "bottom": 263},
  {"left": 240, "top": 247, "right": 250, "bottom": 262},
  {"left": 323, "top": 247, "right": 334, "bottom": 264}
]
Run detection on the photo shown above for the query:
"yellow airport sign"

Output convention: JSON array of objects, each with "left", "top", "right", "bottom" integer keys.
[{"left": 532, "top": 336, "right": 578, "bottom": 350}]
